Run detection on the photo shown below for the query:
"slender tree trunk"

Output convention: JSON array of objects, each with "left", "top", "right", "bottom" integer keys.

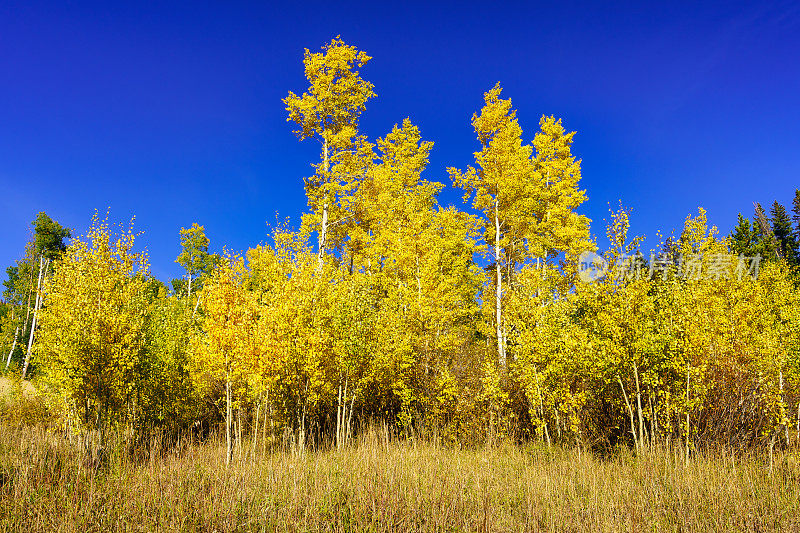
[
  {"left": 263, "top": 392, "right": 271, "bottom": 456},
  {"left": 634, "top": 362, "right": 645, "bottom": 446},
  {"left": 534, "top": 368, "right": 550, "bottom": 446},
  {"left": 769, "top": 432, "right": 776, "bottom": 475},
  {"left": 649, "top": 394, "right": 657, "bottom": 444},
  {"left": 318, "top": 204, "right": 329, "bottom": 268},
  {"left": 192, "top": 294, "right": 202, "bottom": 318},
  {"left": 336, "top": 380, "right": 343, "bottom": 449},
  {"left": 251, "top": 395, "right": 261, "bottom": 461},
  {"left": 237, "top": 406, "right": 243, "bottom": 460},
  {"left": 796, "top": 402, "right": 799, "bottom": 445},
  {"left": 780, "top": 370, "right": 789, "bottom": 446},
  {"left": 685, "top": 363, "right": 690, "bottom": 465},
  {"left": 24, "top": 263, "right": 34, "bottom": 327},
  {"left": 5, "top": 326, "right": 19, "bottom": 369},
  {"left": 342, "top": 379, "right": 348, "bottom": 448},
  {"left": 494, "top": 199, "right": 505, "bottom": 368},
  {"left": 317, "top": 139, "right": 329, "bottom": 270},
  {"left": 415, "top": 256, "right": 422, "bottom": 307},
  {"left": 20, "top": 262, "right": 36, "bottom": 365},
  {"left": 346, "top": 387, "right": 356, "bottom": 446},
  {"left": 187, "top": 273, "right": 192, "bottom": 300},
  {"left": 225, "top": 375, "right": 232, "bottom": 466},
  {"left": 618, "top": 375, "right": 637, "bottom": 449},
  {"left": 335, "top": 378, "right": 353, "bottom": 449},
  {"left": 22, "top": 257, "right": 46, "bottom": 379},
  {"left": 299, "top": 401, "right": 307, "bottom": 454}
]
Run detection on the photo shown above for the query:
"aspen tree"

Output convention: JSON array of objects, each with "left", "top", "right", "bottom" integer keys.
[
  {"left": 36, "top": 215, "right": 149, "bottom": 436},
  {"left": 284, "top": 37, "right": 375, "bottom": 269},
  {"left": 175, "top": 223, "right": 216, "bottom": 301},
  {"left": 450, "top": 84, "right": 589, "bottom": 368},
  {"left": 191, "top": 254, "right": 259, "bottom": 464}
]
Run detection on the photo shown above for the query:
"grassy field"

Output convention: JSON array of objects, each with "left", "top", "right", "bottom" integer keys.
[{"left": 1, "top": 421, "right": 799, "bottom": 533}]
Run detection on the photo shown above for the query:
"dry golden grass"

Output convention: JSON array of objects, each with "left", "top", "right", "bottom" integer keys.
[
  {"left": 1, "top": 424, "right": 799, "bottom": 532},
  {"left": 0, "top": 376, "right": 36, "bottom": 398}
]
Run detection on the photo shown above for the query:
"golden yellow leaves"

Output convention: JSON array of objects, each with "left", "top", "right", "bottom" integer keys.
[
  {"left": 36, "top": 214, "right": 150, "bottom": 431},
  {"left": 283, "top": 36, "right": 375, "bottom": 145}
]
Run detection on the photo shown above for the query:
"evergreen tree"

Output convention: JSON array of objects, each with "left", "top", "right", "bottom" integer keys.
[
  {"left": 754, "top": 202, "right": 779, "bottom": 260},
  {"left": 770, "top": 201, "right": 797, "bottom": 264},
  {"left": 729, "top": 213, "right": 757, "bottom": 256}
]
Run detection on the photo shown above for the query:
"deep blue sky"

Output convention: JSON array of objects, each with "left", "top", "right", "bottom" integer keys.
[{"left": 1, "top": 1, "right": 798, "bottom": 282}]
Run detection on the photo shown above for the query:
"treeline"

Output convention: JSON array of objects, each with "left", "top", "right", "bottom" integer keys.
[{"left": 2, "top": 38, "right": 799, "bottom": 460}]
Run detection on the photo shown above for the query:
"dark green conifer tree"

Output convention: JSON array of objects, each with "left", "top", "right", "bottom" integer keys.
[
  {"left": 754, "top": 202, "right": 779, "bottom": 261},
  {"left": 771, "top": 201, "right": 797, "bottom": 264},
  {"left": 729, "top": 214, "right": 758, "bottom": 256}
]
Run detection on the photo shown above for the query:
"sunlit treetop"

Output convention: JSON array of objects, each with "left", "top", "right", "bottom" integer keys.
[{"left": 283, "top": 36, "right": 375, "bottom": 149}]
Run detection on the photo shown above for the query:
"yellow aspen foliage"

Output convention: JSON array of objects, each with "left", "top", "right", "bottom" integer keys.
[
  {"left": 450, "top": 83, "right": 590, "bottom": 369},
  {"left": 35, "top": 214, "right": 150, "bottom": 434},
  {"left": 284, "top": 37, "right": 376, "bottom": 265},
  {"left": 190, "top": 253, "right": 259, "bottom": 463},
  {"left": 346, "top": 119, "right": 484, "bottom": 431},
  {"left": 247, "top": 227, "right": 340, "bottom": 445},
  {"left": 507, "top": 204, "right": 800, "bottom": 450},
  {"left": 142, "top": 292, "right": 199, "bottom": 430},
  {"left": 17, "top": 38, "right": 800, "bottom": 455}
]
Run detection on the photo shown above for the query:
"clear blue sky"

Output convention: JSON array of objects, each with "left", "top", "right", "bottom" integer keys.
[{"left": 1, "top": 1, "right": 798, "bottom": 282}]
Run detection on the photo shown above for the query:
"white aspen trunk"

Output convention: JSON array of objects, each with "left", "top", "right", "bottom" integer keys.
[
  {"left": 264, "top": 391, "right": 272, "bottom": 456},
  {"left": 20, "top": 263, "right": 36, "bottom": 366},
  {"left": 317, "top": 139, "right": 329, "bottom": 270},
  {"left": 780, "top": 370, "right": 789, "bottom": 446},
  {"left": 494, "top": 199, "right": 505, "bottom": 368},
  {"left": 534, "top": 369, "right": 550, "bottom": 446},
  {"left": 796, "top": 402, "right": 799, "bottom": 445},
  {"left": 415, "top": 256, "right": 422, "bottom": 307},
  {"left": 237, "top": 407, "right": 243, "bottom": 460},
  {"left": 346, "top": 387, "right": 356, "bottom": 446},
  {"left": 341, "top": 379, "right": 349, "bottom": 449},
  {"left": 649, "top": 394, "right": 657, "bottom": 444},
  {"left": 5, "top": 326, "right": 19, "bottom": 369},
  {"left": 299, "top": 401, "right": 307, "bottom": 454},
  {"left": 192, "top": 294, "right": 202, "bottom": 319},
  {"left": 318, "top": 204, "right": 329, "bottom": 269},
  {"left": 251, "top": 397, "right": 261, "bottom": 461},
  {"left": 24, "top": 263, "right": 34, "bottom": 326},
  {"left": 686, "top": 363, "right": 690, "bottom": 465},
  {"left": 225, "top": 376, "right": 232, "bottom": 466},
  {"left": 618, "top": 375, "right": 637, "bottom": 449},
  {"left": 22, "top": 257, "right": 45, "bottom": 379},
  {"left": 187, "top": 272, "right": 192, "bottom": 300},
  {"left": 634, "top": 362, "right": 645, "bottom": 446},
  {"left": 769, "top": 433, "right": 776, "bottom": 475},
  {"left": 336, "top": 380, "right": 343, "bottom": 449}
]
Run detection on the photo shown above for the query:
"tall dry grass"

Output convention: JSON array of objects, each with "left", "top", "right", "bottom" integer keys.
[{"left": 1, "top": 423, "right": 799, "bottom": 532}]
